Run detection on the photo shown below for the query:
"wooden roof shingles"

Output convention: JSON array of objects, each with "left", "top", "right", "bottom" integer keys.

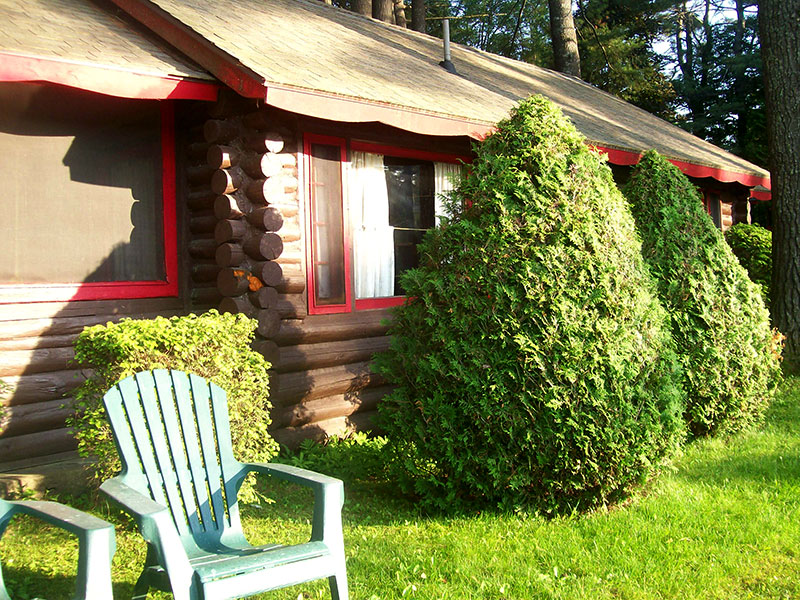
[
  {"left": 0, "top": 0, "right": 215, "bottom": 100},
  {"left": 110, "top": 0, "right": 768, "bottom": 186}
]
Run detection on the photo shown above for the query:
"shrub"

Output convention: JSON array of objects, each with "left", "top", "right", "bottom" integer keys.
[
  {"left": 68, "top": 310, "right": 279, "bottom": 495},
  {"left": 276, "top": 432, "right": 389, "bottom": 484},
  {"left": 622, "top": 151, "right": 781, "bottom": 437},
  {"left": 374, "top": 96, "right": 685, "bottom": 515},
  {"left": 725, "top": 223, "right": 772, "bottom": 306}
]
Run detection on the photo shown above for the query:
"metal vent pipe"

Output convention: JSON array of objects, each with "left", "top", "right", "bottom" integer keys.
[{"left": 439, "top": 17, "right": 457, "bottom": 74}]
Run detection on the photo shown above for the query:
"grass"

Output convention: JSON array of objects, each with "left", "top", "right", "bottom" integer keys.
[{"left": 3, "top": 378, "right": 800, "bottom": 599}]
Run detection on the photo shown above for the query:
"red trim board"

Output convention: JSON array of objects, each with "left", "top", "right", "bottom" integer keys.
[{"left": 0, "top": 52, "right": 218, "bottom": 101}]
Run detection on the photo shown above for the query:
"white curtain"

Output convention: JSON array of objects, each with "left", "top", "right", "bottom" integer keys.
[
  {"left": 434, "top": 162, "right": 461, "bottom": 225},
  {"left": 349, "top": 151, "right": 395, "bottom": 298}
]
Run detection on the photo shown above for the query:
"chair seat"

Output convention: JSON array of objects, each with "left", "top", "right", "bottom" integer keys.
[{"left": 191, "top": 541, "right": 331, "bottom": 583}]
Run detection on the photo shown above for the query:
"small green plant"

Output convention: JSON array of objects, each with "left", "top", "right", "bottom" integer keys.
[
  {"left": 68, "top": 310, "right": 279, "bottom": 496},
  {"left": 375, "top": 96, "right": 685, "bottom": 515},
  {"left": 277, "top": 432, "right": 389, "bottom": 483},
  {"left": 623, "top": 151, "right": 782, "bottom": 437},
  {"left": 725, "top": 222, "right": 772, "bottom": 306}
]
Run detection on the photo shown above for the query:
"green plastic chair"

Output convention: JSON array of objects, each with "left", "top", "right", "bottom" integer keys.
[
  {"left": 100, "top": 369, "right": 348, "bottom": 600},
  {"left": 0, "top": 498, "right": 116, "bottom": 600}
]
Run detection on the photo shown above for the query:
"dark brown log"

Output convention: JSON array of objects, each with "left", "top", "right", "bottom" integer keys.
[
  {"left": 187, "top": 142, "right": 210, "bottom": 161},
  {"left": 204, "top": 119, "right": 240, "bottom": 144},
  {"left": 191, "top": 263, "right": 220, "bottom": 283},
  {"left": 187, "top": 190, "right": 216, "bottom": 210},
  {"left": 207, "top": 90, "right": 258, "bottom": 119},
  {"left": 215, "top": 243, "right": 246, "bottom": 267},
  {"left": 243, "top": 233, "right": 284, "bottom": 260},
  {"left": 219, "top": 296, "right": 257, "bottom": 318},
  {"left": 250, "top": 286, "right": 279, "bottom": 309},
  {"left": 246, "top": 176, "right": 299, "bottom": 205},
  {"left": 257, "top": 309, "right": 282, "bottom": 338},
  {"left": 0, "top": 428, "right": 77, "bottom": 463},
  {"left": 275, "top": 294, "right": 307, "bottom": 319},
  {"left": 271, "top": 385, "right": 388, "bottom": 428},
  {"left": 274, "top": 266, "right": 306, "bottom": 294},
  {"left": 240, "top": 152, "right": 284, "bottom": 179},
  {"left": 3, "top": 371, "right": 85, "bottom": 405},
  {"left": 0, "top": 298, "right": 183, "bottom": 322},
  {"left": 252, "top": 261, "right": 283, "bottom": 287},
  {"left": 246, "top": 206, "right": 284, "bottom": 232},
  {"left": 189, "top": 213, "right": 218, "bottom": 234},
  {"left": 0, "top": 347, "right": 75, "bottom": 377},
  {"left": 270, "top": 361, "right": 383, "bottom": 406},
  {"left": 0, "top": 398, "right": 73, "bottom": 438},
  {"left": 186, "top": 164, "right": 215, "bottom": 185},
  {"left": 211, "top": 167, "right": 246, "bottom": 195},
  {"left": 241, "top": 109, "right": 272, "bottom": 131},
  {"left": 214, "top": 219, "right": 249, "bottom": 245},
  {"left": 243, "top": 131, "right": 286, "bottom": 153},
  {"left": 274, "top": 309, "right": 392, "bottom": 346},
  {"left": 0, "top": 334, "right": 78, "bottom": 352},
  {"left": 0, "top": 312, "right": 179, "bottom": 342},
  {"left": 252, "top": 339, "right": 281, "bottom": 365},
  {"left": 217, "top": 268, "right": 252, "bottom": 297},
  {"left": 270, "top": 411, "right": 378, "bottom": 448},
  {"left": 214, "top": 194, "right": 244, "bottom": 220},
  {"left": 275, "top": 336, "right": 391, "bottom": 373},
  {"left": 191, "top": 286, "right": 222, "bottom": 307},
  {"left": 189, "top": 238, "right": 217, "bottom": 259},
  {"left": 207, "top": 145, "right": 241, "bottom": 169}
]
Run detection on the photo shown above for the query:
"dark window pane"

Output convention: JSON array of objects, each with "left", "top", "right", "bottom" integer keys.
[
  {"left": 393, "top": 228, "right": 426, "bottom": 295},
  {"left": 310, "top": 142, "right": 346, "bottom": 305},
  {"left": 0, "top": 82, "right": 164, "bottom": 284}
]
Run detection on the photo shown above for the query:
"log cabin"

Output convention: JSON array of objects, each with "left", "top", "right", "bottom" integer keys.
[{"left": 0, "top": 0, "right": 771, "bottom": 487}]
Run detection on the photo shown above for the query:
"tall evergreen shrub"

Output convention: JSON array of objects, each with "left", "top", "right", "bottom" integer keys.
[
  {"left": 622, "top": 151, "right": 781, "bottom": 437},
  {"left": 725, "top": 223, "right": 772, "bottom": 306},
  {"left": 375, "top": 96, "right": 685, "bottom": 514}
]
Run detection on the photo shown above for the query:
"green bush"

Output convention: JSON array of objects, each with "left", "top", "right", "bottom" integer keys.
[
  {"left": 374, "top": 96, "right": 685, "bottom": 515},
  {"left": 725, "top": 223, "right": 772, "bottom": 306},
  {"left": 68, "top": 310, "right": 279, "bottom": 496},
  {"left": 276, "top": 432, "right": 389, "bottom": 484},
  {"left": 623, "top": 151, "right": 781, "bottom": 437}
]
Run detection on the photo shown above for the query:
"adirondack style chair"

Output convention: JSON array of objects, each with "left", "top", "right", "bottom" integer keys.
[
  {"left": 100, "top": 369, "right": 348, "bottom": 600},
  {"left": 0, "top": 498, "right": 116, "bottom": 600}
]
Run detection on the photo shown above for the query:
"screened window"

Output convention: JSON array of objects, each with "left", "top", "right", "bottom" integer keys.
[{"left": 0, "top": 82, "right": 176, "bottom": 302}]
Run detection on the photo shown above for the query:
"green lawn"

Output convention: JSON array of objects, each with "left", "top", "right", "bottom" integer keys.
[{"left": 3, "top": 378, "right": 800, "bottom": 600}]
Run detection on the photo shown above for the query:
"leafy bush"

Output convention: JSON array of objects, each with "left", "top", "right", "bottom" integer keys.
[
  {"left": 623, "top": 151, "right": 781, "bottom": 437},
  {"left": 276, "top": 432, "right": 389, "bottom": 484},
  {"left": 374, "top": 96, "right": 685, "bottom": 515},
  {"left": 725, "top": 223, "right": 772, "bottom": 306},
  {"left": 68, "top": 310, "right": 279, "bottom": 494}
]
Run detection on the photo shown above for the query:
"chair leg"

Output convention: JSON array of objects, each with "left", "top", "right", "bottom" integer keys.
[{"left": 328, "top": 569, "right": 349, "bottom": 600}]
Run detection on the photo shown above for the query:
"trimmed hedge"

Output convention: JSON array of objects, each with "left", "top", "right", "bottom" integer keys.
[
  {"left": 68, "top": 310, "right": 278, "bottom": 498},
  {"left": 725, "top": 223, "right": 772, "bottom": 306},
  {"left": 375, "top": 96, "right": 685, "bottom": 514},
  {"left": 623, "top": 151, "right": 781, "bottom": 437}
]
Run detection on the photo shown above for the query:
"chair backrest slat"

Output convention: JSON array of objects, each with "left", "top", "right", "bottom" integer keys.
[
  {"left": 188, "top": 374, "right": 229, "bottom": 532},
  {"left": 151, "top": 371, "right": 204, "bottom": 536},
  {"left": 209, "top": 383, "right": 242, "bottom": 528},
  {"left": 117, "top": 376, "right": 170, "bottom": 508}
]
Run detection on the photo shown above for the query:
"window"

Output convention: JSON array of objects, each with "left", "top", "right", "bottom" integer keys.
[
  {"left": 0, "top": 82, "right": 177, "bottom": 303},
  {"left": 704, "top": 190, "right": 722, "bottom": 229},
  {"left": 304, "top": 136, "right": 465, "bottom": 314}
]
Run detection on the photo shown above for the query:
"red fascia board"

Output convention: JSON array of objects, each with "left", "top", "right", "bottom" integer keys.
[
  {"left": 108, "top": 0, "right": 266, "bottom": 98},
  {"left": 0, "top": 52, "right": 218, "bottom": 100},
  {"left": 597, "top": 146, "right": 771, "bottom": 190}
]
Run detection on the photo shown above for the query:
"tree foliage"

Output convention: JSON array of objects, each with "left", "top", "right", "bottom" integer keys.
[
  {"left": 623, "top": 151, "right": 781, "bottom": 437},
  {"left": 375, "top": 96, "right": 684, "bottom": 514},
  {"left": 725, "top": 223, "right": 772, "bottom": 306}
]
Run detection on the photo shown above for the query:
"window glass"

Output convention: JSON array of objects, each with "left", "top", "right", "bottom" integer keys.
[
  {"left": 0, "top": 82, "right": 164, "bottom": 285},
  {"left": 309, "top": 142, "right": 347, "bottom": 306}
]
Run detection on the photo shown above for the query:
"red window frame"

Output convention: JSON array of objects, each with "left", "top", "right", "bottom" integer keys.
[
  {"left": 304, "top": 135, "right": 470, "bottom": 314},
  {"left": 0, "top": 102, "right": 178, "bottom": 304}
]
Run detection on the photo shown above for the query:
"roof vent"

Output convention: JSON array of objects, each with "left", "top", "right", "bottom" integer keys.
[{"left": 439, "top": 18, "right": 457, "bottom": 74}]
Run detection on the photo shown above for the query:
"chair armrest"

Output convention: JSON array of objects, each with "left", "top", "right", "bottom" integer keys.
[
  {"left": 244, "top": 463, "right": 345, "bottom": 543},
  {"left": 0, "top": 500, "right": 115, "bottom": 600},
  {"left": 100, "top": 477, "right": 167, "bottom": 520}
]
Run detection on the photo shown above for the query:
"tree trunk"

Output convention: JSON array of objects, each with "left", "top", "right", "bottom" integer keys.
[
  {"left": 352, "top": 0, "right": 371, "bottom": 16},
  {"left": 411, "top": 0, "right": 425, "bottom": 32},
  {"left": 761, "top": 0, "right": 800, "bottom": 371},
  {"left": 548, "top": 0, "right": 581, "bottom": 77},
  {"left": 394, "top": 0, "right": 407, "bottom": 27},
  {"left": 373, "top": 0, "right": 394, "bottom": 22}
]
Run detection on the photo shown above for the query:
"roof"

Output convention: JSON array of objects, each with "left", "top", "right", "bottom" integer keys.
[{"left": 0, "top": 0, "right": 216, "bottom": 100}]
